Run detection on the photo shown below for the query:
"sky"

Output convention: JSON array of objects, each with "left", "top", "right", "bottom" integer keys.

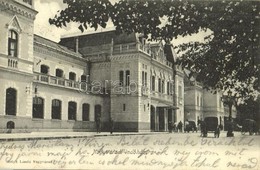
[{"left": 34, "top": 0, "right": 210, "bottom": 46}]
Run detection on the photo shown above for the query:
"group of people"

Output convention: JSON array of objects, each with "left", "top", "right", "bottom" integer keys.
[{"left": 168, "top": 121, "right": 185, "bottom": 133}]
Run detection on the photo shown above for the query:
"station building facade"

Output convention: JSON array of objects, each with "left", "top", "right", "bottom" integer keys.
[
  {"left": 0, "top": 0, "right": 184, "bottom": 132},
  {"left": 183, "top": 70, "right": 237, "bottom": 129}
]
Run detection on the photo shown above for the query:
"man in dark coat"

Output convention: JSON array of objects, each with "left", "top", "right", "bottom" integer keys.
[
  {"left": 109, "top": 118, "right": 114, "bottom": 134},
  {"left": 95, "top": 113, "right": 101, "bottom": 133}
]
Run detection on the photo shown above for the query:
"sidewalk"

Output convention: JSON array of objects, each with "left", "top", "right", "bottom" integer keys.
[
  {"left": 0, "top": 131, "right": 247, "bottom": 142},
  {"left": 0, "top": 131, "right": 167, "bottom": 142}
]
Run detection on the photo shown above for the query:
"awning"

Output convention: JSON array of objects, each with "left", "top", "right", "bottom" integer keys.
[{"left": 157, "top": 103, "right": 179, "bottom": 110}]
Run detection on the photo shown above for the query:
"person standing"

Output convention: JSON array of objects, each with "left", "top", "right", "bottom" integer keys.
[
  {"left": 178, "top": 121, "right": 183, "bottom": 133},
  {"left": 95, "top": 113, "right": 101, "bottom": 133},
  {"left": 109, "top": 118, "right": 114, "bottom": 134}
]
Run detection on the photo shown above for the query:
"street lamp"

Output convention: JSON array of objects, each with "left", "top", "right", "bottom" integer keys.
[{"left": 221, "top": 90, "right": 237, "bottom": 137}]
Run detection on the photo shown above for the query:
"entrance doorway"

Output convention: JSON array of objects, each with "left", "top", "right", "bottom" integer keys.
[
  {"left": 150, "top": 105, "right": 155, "bottom": 131},
  {"left": 158, "top": 108, "right": 165, "bottom": 131}
]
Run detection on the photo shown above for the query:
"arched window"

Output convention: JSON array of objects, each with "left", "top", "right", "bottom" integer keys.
[
  {"left": 33, "top": 97, "right": 44, "bottom": 119},
  {"left": 8, "top": 30, "right": 18, "bottom": 57},
  {"left": 68, "top": 101, "right": 77, "bottom": 120},
  {"left": 162, "top": 80, "right": 165, "bottom": 93},
  {"left": 94, "top": 104, "right": 101, "bottom": 122},
  {"left": 5, "top": 88, "right": 17, "bottom": 115},
  {"left": 56, "top": 69, "right": 63, "bottom": 78},
  {"left": 151, "top": 76, "right": 155, "bottom": 91},
  {"left": 158, "top": 78, "right": 161, "bottom": 93},
  {"left": 119, "top": 71, "right": 124, "bottom": 86},
  {"left": 52, "top": 99, "right": 61, "bottom": 119},
  {"left": 82, "top": 103, "right": 90, "bottom": 121},
  {"left": 40, "top": 65, "right": 49, "bottom": 74},
  {"left": 125, "top": 70, "right": 130, "bottom": 86},
  {"left": 69, "top": 72, "right": 76, "bottom": 81},
  {"left": 81, "top": 75, "right": 87, "bottom": 82},
  {"left": 7, "top": 121, "right": 15, "bottom": 129}
]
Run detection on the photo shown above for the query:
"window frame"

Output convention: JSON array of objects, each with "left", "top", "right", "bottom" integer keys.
[
  {"left": 56, "top": 68, "right": 64, "bottom": 78},
  {"left": 5, "top": 88, "right": 17, "bottom": 116},
  {"left": 119, "top": 70, "right": 124, "bottom": 86},
  {"left": 32, "top": 97, "right": 44, "bottom": 119},
  {"left": 51, "top": 99, "right": 61, "bottom": 120},
  {"left": 82, "top": 103, "right": 90, "bottom": 121},
  {"left": 68, "top": 101, "right": 77, "bottom": 121},
  {"left": 69, "top": 72, "right": 76, "bottom": 81},
  {"left": 125, "top": 70, "right": 130, "bottom": 86},
  {"left": 8, "top": 30, "right": 18, "bottom": 57},
  {"left": 40, "top": 65, "right": 49, "bottom": 74}
]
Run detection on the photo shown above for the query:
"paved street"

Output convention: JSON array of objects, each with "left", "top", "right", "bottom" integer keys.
[{"left": 0, "top": 132, "right": 259, "bottom": 169}]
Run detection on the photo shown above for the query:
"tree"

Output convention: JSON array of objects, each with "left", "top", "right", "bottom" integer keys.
[
  {"left": 49, "top": 0, "right": 260, "bottom": 100},
  {"left": 236, "top": 96, "right": 260, "bottom": 124}
]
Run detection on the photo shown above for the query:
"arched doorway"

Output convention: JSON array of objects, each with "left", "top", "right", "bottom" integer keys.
[{"left": 150, "top": 105, "right": 155, "bottom": 131}]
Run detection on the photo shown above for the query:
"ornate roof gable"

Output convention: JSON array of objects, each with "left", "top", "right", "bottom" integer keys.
[{"left": 6, "top": 15, "right": 22, "bottom": 33}]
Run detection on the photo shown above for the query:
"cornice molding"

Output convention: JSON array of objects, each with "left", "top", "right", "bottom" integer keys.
[
  {"left": 0, "top": 0, "right": 38, "bottom": 20},
  {"left": 0, "top": 65, "right": 34, "bottom": 77},
  {"left": 34, "top": 42, "right": 86, "bottom": 62},
  {"left": 110, "top": 54, "right": 139, "bottom": 61}
]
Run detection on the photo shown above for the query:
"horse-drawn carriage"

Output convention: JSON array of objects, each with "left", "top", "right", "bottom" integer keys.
[
  {"left": 241, "top": 119, "right": 258, "bottom": 135},
  {"left": 200, "top": 117, "right": 221, "bottom": 138}
]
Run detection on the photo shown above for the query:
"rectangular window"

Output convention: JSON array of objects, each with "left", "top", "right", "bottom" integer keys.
[
  {"left": 151, "top": 76, "right": 155, "bottom": 91},
  {"left": 119, "top": 71, "right": 124, "bottom": 86},
  {"left": 56, "top": 69, "right": 63, "bottom": 78},
  {"left": 142, "top": 71, "right": 144, "bottom": 86},
  {"left": 144, "top": 72, "right": 147, "bottom": 87},
  {"left": 68, "top": 101, "right": 77, "bottom": 120},
  {"left": 170, "top": 82, "right": 173, "bottom": 95},
  {"left": 158, "top": 78, "right": 161, "bottom": 93},
  {"left": 41, "top": 65, "right": 49, "bottom": 74},
  {"left": 162, "top": 80, "right": 165, "bottom": 93},
  {"left": 123, "top": 104, "right": 126, "bottom": 111},
  {"left": 197, "top": 95, "right": 200, "bottom": 106},
  {"left": 167, "top": 82, "right": 170, "bottom": 95},
  {"left": 125, "top": 70, "right": 130, "bottom": 86},
  {"left": 69, "top": 72, "right": 76, "bottom": 81},
  {"left": 82, "top": 103, "right": 90, "bottom": 121},
  {"left": 8, "top": 31, "right": 18, "bottom": 57},
  {"left": 52, "top": 99, "right": 61, "bottom": 119}
]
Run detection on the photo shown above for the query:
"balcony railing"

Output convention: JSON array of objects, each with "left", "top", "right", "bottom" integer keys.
[
  {"left": 33, "top": 73, "right": 112, "bottom": 95},
  {"left": 8, "top": 58, "right": 18, "bottom": 68},
  {"left": 113, "top": 43, "right": 138, "bottom": 54},
  {"left": 113, "top": 43, "right": 173, "bottom": 68},
  {"left": 34, "top": 73, "right": 82, "bottom": 90}
]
